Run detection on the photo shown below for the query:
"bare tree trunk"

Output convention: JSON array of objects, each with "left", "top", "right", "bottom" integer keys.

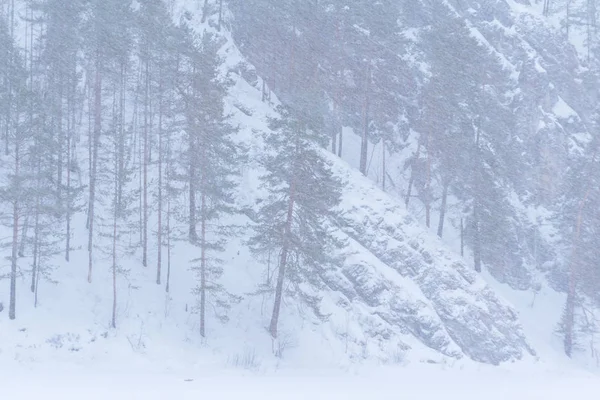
[
  {"left": 270, "top": 136, "right": 300, "bottom": 339},
  {"left": 156, "top": 92, "right": 163, "bottom": 285},
  {"left": 57, "top": 81, "right": 64, "bottom": 204},
  {"left": 18, "top": 214, "right": 28, "bottom": 257},
  {"left": 270, "top": 177, "right": 296, "bottom": 339},
  {"left": 66, "top": 81, "right": 72, "bottom": 262},
  {"left": 564, "top": 174, "right": 595, "bottom": 357},
  {"left": 200, "top": 192, "right": 207, "bottom": 337},
  {"left": 111, "top": 118, "right": 120, "bottom": 329},
  {"left": 473, "top": 126, "right": 482, "bottom": 273},
  {"left": 543, "top": 0, "right": 551, "bottom": 16},
  {"left": 201, "top": 0, "right": 209, "bottom": 22},
  {"left": 405, "top": 143, "right": 420, "bottom": 207},
  {"left": 88, "top": 58, "right": 102, "bottom": 283},
  {"left": 337, "top": 124, "right": 343, "bottom": 157},
  {"left": 142, "top": 60, "right": 149, "bottom": 268},
  {"left": 166, "top": 194, "right": 172, "bottom": 293},
  {"left": 199, "top": 139, "right": 208, "bottom": 336},
  {"left": 31, "top": 154, "right": 42, "bottom": 294},
  {"left": 9, "top": 136, "right": 20, "bottom": 320},
  {"left": 117, "top": 63, "right": 126, "bottom": 217},
  {"left": 382, "top": 140, "right": 386, "bottom": 191},
  {"left": 460, "top": 217, "right": 464, "bottom": 257},
  {"left": 111, "top": 204, "right": 118, "bottom": 329},
  {"left": 10, "top": 0, "right": 14, "bottom": 37},
  {"left": 34, "top": 244, "right": 40, "bottom": 308},
  {"left": 5, "top": 9, "right": 12, "bottom": 157},
  {"left": 425, "top": 134, "right": 431, "bottom": 228},
  {"left": 331, "top": 110, "right": 337, "bottom": 154},
  {"left": 473, "top": 201, "right": 482, "bottom": 273},
  {"left": 189, "top": 130, "right": 197, "bottom": 241},
  {"left": 566, "top": 0, "right": 571, "bottom": 37},
  {"left": 218, "top": 0, "right": 223, "bottom": 30},
  {"left": 359, "top": 62, "right": 370, "bottom": 176},
  {"left": 437, "top": 179, "right": 449, "bottom": 238}
]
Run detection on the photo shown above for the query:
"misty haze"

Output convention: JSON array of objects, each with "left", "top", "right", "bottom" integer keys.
[{"left": 1, "top": 0, "right": 600, "bottom": 398}]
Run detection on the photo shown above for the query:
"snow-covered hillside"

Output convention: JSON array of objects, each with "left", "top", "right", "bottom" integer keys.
[
  {"left": 0, "top": 0, "right": 532, "bottom": 367},
  {"left": 2, "top": 0, "right": 600, "bottom": 388}
]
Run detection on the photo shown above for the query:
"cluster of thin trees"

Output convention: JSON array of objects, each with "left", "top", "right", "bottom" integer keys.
[{"left": 1, "top": 0, "right": 343, "bottom": 343}]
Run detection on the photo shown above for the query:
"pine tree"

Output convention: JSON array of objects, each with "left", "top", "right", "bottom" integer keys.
[
  {"left": 249, "top": 103, "right": 344, "bottom": 341},
  {"left": 556, "top": 130, "right": 600, "bottom": 357},
  {"left": 177, "top": 25, "right": 243, "bottom": 337},
  {"left": 98, "top": 79, "right": 137, "bottom": 329}
]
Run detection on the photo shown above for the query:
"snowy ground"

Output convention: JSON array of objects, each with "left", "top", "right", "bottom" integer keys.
[{"left": 3, "top": 361, "right": 600, "bottom": 400}]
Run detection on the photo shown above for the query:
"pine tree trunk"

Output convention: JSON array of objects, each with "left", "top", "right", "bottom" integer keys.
[
  {"left": 189, "top": 133, "right": 197, "bottom": 241},
  {"left": 382, "top": 140, "right": 386, "bottom": 191},
  {"left": 564, "top": 183, "right": 593, "bottom": 357},
  {"left": 18, "top": 214, "right": 28, "bottom": 257},
  {"left": 270, "top": 175, "right": 297, "bottom": 339},
  {"left": 437, "top": 179, "right": 449, "bottom": 238},
  {"left": 473, "top": 127, "right": 482, "bottom": 273},
  {"left": 66, "top": 101, "right": 72, "bottom": 262},
  {"left": 88, "top": 58, "right": 102, "bottom": 283},
  {"left": 405, "top": 143, "right": 420, "bottom": 207},
  {"left": 425, "top": 134, "right": 431, "bottom": 228},
  {"left": 359, "top": 62, "right": 370, "bottom": 176},
  {"left": 200, "top": 191, "right": 207, "bottom": 337},
  {"left": 331, "top": 102, "right": 338, "bottom": 153},
  {"left": 5, "top": 2, "right": 14, "bottom": 157},
  {"left": 142, "top": 61, "right": 149, "bottom": 268},
  {"left": 9, "top": 137, "right": 20, "bottom": 320},
  {"left": 564, "top": 285, "right": 575, "bottom": 357},
  {"left": 156, "top": 93, "right": 163, "bottom": 285},
  {"left": 337, "top": 124, "right": 343, "bottom": 157},
  {"left": 57, "top": 81, "right": 64, "bottom": 205},
  {"left": 31, "top": 155, "right": 42, "bottom": 294},
  {"left": 111, "top": 126, "right": 119, "bottom": 329},
  {"left": 199, "top": 139, "right": 207, "bottom": 337},
  {"left": 165, "top": 114, "right": 172, "bottom": 294},
  {"left": 331, "top": 121, "right": 337, "bottom": 154},
  {"left": 111, "top": 208, "right": 118, "bottom": 329},
  {"left": 34, "top": 243, "right": 40, "bottom": 308},
  {"left": 218, "top": 0, "right": 223, "bottom": 31},
  {"left": 118, "top": 63, "right": 126, "bottom": 217},
  {"left": 460, "top": 217, "right": 464, "bottom": 257},
  {"left": 5, "top": 56, "right": 11, "bottom": 156},
  {"left": 473, "top": 201, "right": 482, "bottom": 273},
  {"left": 166, "top": 195, "right": 172, "bottom": 293},
  {"left": 201, "top": 0, "right": 209, "bottom": 22}
]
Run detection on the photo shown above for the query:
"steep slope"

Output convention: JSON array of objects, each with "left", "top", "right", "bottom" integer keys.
[{"left": 0, "top": 2, "right": 536, "bottom": 368}]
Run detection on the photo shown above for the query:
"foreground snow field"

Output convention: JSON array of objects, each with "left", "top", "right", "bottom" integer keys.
[{"left": 2, "top": 362, "right": 600, "bottom": 400}]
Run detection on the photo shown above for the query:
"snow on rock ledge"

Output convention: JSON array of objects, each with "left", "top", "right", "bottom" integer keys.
[{"left": 325, "top": 152, "right": 535, "bottom": 365}]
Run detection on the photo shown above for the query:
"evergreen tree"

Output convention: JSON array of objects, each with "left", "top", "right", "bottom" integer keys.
[
  {"left": 556, "top": 129, "right": 600, "bottom": 357},
  {"left": 249, "top": 104, "right": 344, "bottom": 341},
  {"left": 177, "top": 25, "right": 243, "bottom": 337}
]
